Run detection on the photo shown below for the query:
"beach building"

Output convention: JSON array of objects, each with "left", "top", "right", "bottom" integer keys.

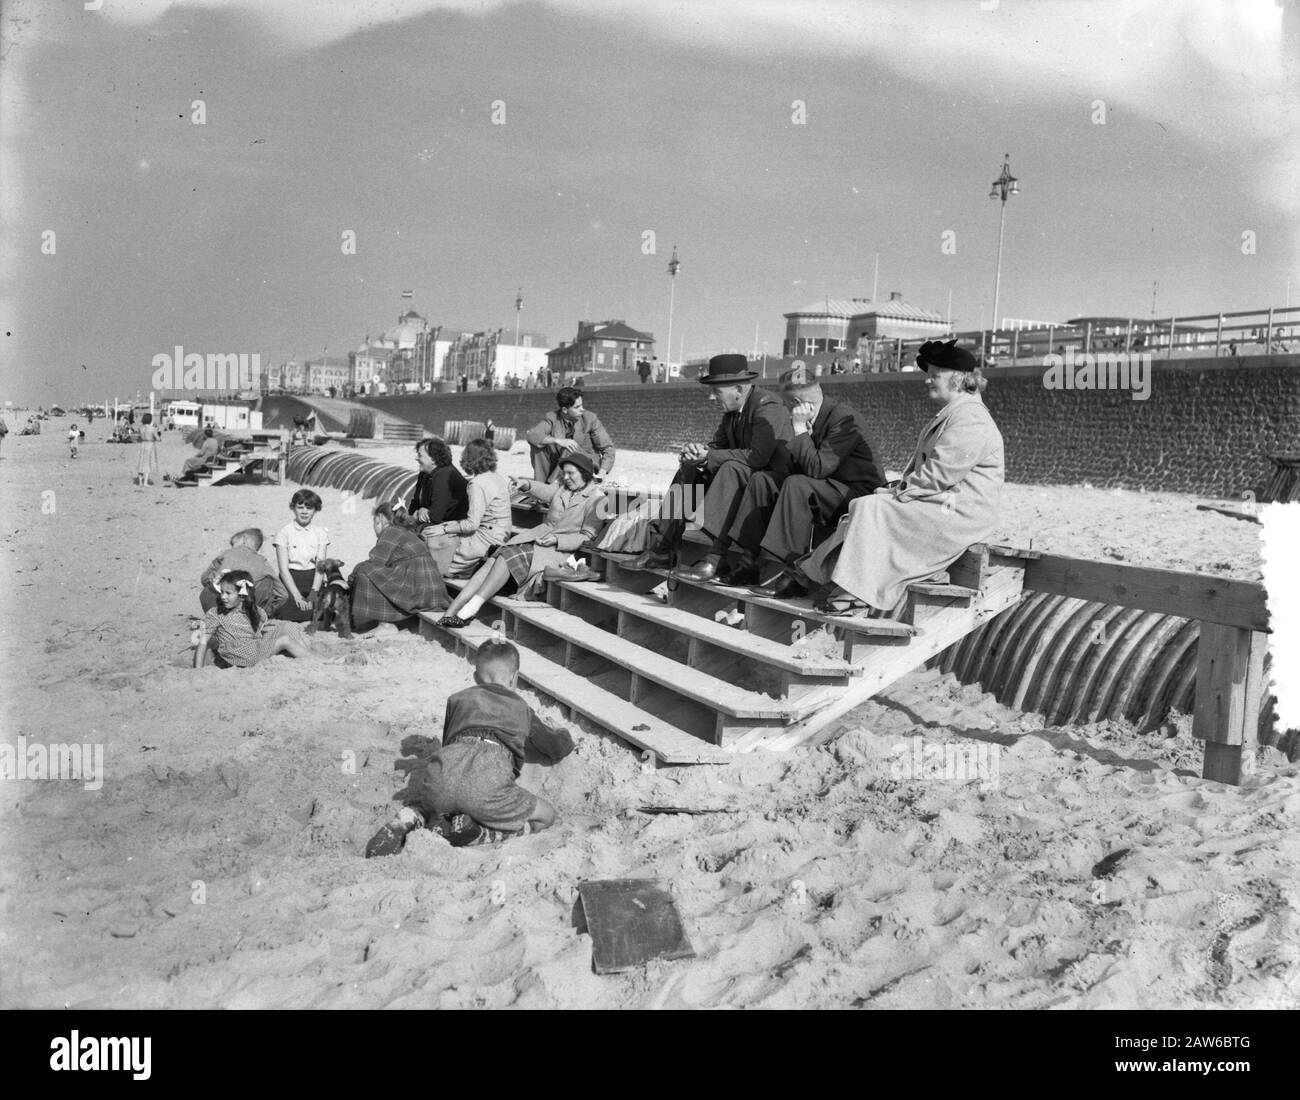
[
  {"left": 782, "top": 293, "right": 948, "bottom": 357},
  {"left": 545, "top": 320, "right": 655, "bottom": 379},
  {"left": 443, "top": 328, "right": 551, "bottom": 387}
]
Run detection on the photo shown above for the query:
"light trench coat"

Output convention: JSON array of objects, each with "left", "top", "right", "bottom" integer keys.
[{"left": 802, "top": 393, "right": 1004, "bottom": 610}]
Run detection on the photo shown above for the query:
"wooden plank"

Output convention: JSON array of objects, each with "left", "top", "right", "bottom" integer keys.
[
  {"left": 1022, "top": 554, "right": 1269, "bottom": 633},
  {"left": 503, "top": 600, "right": 836, "bottom": 720},
  {"left": 556, "top": 579, "right": 854, "bottom": 677},
  {"left": 906, "top": 582, "right": 978, "bottom": 599},
  {"left": 595, "top": 554, "right": 918, "bottom": 638},
  {"left": 1194, "top": 623, "right": 1267, "bottom": 785},
  {"left": 417, "top": 612, "right": 729, "bottom": 763},
  {"left": 723, "top": 573, "right": 1026, "bottom": 752}
]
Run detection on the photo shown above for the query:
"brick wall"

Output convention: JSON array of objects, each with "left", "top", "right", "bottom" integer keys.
[{"left": 354, "top": 355, "right": 1300, "bottom": 496}]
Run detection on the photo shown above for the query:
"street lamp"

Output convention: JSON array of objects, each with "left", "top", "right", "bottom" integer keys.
[
  {"left": 988, "top": 153, "right": 1020, "bottom": 338},
  {"left": 666, "top": 245, "right": 681, "bottom": 370},
  {"left": 515, "top": 287, "right": 523, "bottom": 383}
]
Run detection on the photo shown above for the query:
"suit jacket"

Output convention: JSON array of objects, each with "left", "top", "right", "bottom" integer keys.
[
  {"left": 705, "top": 387, "right": 792, "bottom": 476},
  {"left": 525, "top": 409, "right": 616, "bottom": 473},
  {"left": 788, "top": 398, "right": 884, "bottom": 494}
]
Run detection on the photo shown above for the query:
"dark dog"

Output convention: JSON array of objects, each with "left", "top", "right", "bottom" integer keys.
[{"left": 308, "top": 558, "right": 352, "bottom": 639}]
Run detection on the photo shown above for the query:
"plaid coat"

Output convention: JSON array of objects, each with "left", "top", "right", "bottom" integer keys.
[{"left": 350, "top": 524, "right": 449, "bottom": 622}]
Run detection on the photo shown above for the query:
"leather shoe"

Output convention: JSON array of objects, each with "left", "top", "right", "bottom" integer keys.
[
  {"left": 674, "top": 560, "right": 718, "bottom": 583},
  {"left": 751, "top": 573, "right": 808, "bottom": 600},
  {"left": 724, "top": 562, "right": 761, "bottom": 587},
  {"left": 629, "top": 548, "right": 672, "bottom": 571}
]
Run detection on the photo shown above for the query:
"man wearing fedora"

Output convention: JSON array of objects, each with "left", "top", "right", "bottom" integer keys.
[
  {"left": 731, "top": 365, "right": 884, "bottom": 595},
  {"left": 634, "top": 353, "right": 793, "bottom": 581}
]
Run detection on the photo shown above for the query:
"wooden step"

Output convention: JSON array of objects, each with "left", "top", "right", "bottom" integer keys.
[
  {"left": 416, "top": 613, "right": 728, "bottom": 764},
  {"left": 552, "top": 579, "right": 855, "bottom": 678},
  {"left": 500, "top": 598, "right": 837, "bottom": 721},
  {"left": 591, "top": 551, "right": 918, "bottom": 639},
  {"left": 905, "top": 582, "right": 978, "bottom": 599}
]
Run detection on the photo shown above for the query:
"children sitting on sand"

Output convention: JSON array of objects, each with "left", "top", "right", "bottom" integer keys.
[
  {"left": 365, "top": 641, "right": 573, "bottom": 856},
  {"left": 271, "top": 490, "right": 329, "bottom": 623},
  {"left": 195, "top": 571, "right": 314, "bottom": 667},
  {"left": 199, "top": 528, "right": 290, "bottom": 615}
]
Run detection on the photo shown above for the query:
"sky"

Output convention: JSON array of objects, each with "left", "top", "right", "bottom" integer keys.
[{"left": 1, "top": 0, "right": 1298, "bottom": 406}]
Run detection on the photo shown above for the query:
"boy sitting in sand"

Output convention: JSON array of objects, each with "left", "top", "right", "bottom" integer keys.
[
  {"left": 199, "top": 528, "right": 289, "bottom": 615},
  {"left": 366, "top": 641, "right": 574, "bottom": 856}
]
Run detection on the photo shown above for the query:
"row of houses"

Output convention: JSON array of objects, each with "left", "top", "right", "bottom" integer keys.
[
  {"left": 265, "top": 288, "right": 962, "bottom": 396},
  {"left": 264, "top": 310, "right": 660, "bottom": 395}
]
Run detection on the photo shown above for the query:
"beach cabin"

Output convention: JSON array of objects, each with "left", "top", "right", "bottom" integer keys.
[
  {"left": 166, "top": 401, "right": 201, "bottom": 429},
  {"left": 201, "top": 402, "right": 262, "bottom": 431}
]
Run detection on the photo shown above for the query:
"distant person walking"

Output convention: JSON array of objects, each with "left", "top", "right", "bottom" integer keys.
[
  {"left": 638, "top": 358, "right": 652, "bottom": 384},
  {"left": 68, "top": 424, "right": 80, "bottom": 459},
  {"left": 135, "top": 412, "right": 160, "bottom": 487}
]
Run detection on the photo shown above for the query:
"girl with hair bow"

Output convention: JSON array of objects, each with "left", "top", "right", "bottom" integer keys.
[{"left": 195, "top": 569, "right": 314, "bottom": 668}]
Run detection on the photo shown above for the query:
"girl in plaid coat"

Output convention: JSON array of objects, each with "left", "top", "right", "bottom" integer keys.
[{"left": 349, "top": 503, "right": 450, "bottom": 629}]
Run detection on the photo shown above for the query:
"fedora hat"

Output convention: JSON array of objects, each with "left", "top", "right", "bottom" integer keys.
[
  {"left": 557, "top": 450, "right": 597, "bottom": 480},
  {"left": 697, "top": 353, "right": 759, "bottom": 385}
]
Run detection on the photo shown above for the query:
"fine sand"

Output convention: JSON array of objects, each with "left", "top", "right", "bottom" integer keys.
[{"left": 1, "top": 426, "right": 1296, "bottom": 1009}]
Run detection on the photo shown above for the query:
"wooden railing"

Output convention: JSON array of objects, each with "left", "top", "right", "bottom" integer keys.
[{"left": 851, "top": 304, "right": 1300, "bottom": 371}]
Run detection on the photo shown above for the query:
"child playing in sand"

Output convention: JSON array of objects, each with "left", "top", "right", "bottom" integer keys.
[
  {"left": 199, "top": 528, "right": 289, "bottom": 615},
  {"left": 68, "top": 424, "right": 79, "bottom": 458},
  {"left": 366, "top": 641, "right": 574, "bottom": 856},
  {"left": 271, "top": 490, "right": 329, "bottom": 622},
  {"left": 195, "top": 570, "right": 313, "bottom": 667}
]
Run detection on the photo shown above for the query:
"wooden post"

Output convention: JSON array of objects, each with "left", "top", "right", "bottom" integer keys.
[
  {"left": 1167, "top": 316, "right": 1177, "bottom": 359},
  {"left": 1214, "top": 313, "right": 1223, "bottom": 357},
  {"left": 1193, "top": 623, "right": 1267, "bottom": 785},
  {"left": 278, "top": 429, "right": 288, "bottom": 483},
  {"left": 1265, "top": 306, "right": 1274, "bottom": 353}
]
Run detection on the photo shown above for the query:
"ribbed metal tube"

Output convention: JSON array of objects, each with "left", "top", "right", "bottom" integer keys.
[
  {"left": 934, "top": 594, "right": 1279, "bottom": 743},
  {"left": 285, "top": 449, "right": 417, "bottom": 507}
]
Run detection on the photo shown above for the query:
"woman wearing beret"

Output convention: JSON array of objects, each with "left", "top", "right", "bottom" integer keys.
[
  {"left": 797, "top": 339, "right": 1004, "bottom": 617},
  {"left": 438, "top": 451, "right": 607, "bottom": 628}
]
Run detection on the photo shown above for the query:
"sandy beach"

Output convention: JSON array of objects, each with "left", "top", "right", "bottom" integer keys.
[{"left": 1, "top": 426, "right": 1296, "bottom": 1009}]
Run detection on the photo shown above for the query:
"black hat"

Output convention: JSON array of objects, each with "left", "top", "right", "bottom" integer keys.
[
  {"left": 557, "top": 450, "right": 597, "bottom": 480},
  {"left": 697, "top": 353, "right": 759, "bottom": 385},
  {"left": 916, "top": 339, "right": 978, "bottom": 372}
]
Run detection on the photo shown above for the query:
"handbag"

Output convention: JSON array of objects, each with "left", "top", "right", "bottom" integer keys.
[{"left": 594, "top": 495, "right": 661, "bottom": 554}]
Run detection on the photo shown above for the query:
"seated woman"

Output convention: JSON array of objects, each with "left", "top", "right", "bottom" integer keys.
[
  {"left": 405, "top": 437, "right": 469, "bottom": 566},
  {"left": 168, "top": 426, "right": 221, "bottom": 482},
  {"left": 438, "top": 452, "right": 606, "bottom": 628},
  {"left": 796, "top": 339, "right": 1004, "bottom": 617},
  {"left": 421, "top": 438, "right": 512, "bottom": 578},
  {"left": 350, "top": 503, "right": 451, "bottom": 630}
]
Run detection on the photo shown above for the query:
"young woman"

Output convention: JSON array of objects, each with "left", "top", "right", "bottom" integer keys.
[
  {"left": 406, "top": 437, "right": 469, "bottom": 568},
  {"left": 422, "top": 438, "right": 511, "bottom": 577}
]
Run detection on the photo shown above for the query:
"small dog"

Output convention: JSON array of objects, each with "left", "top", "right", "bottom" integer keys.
[{"left": 308, "top": 558, "right": 352, "bottom": 639}]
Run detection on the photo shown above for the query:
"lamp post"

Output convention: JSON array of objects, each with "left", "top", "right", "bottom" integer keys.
[
  {"left": 666, "top": 245, "right": 680, "bottom": 370},
  {"left": 514, "top": 287, "right": 523, "bottom": 384},
  {"left": 988, "top": 153, "right": 1020, "bottom": 340}
]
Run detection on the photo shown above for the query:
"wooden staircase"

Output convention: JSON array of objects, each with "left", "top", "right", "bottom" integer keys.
[
  {"left": 418, "top": 540, "right": 1029, "bottom": 764},
  {"left": 179, "top": 432, "right": 288, "bottom": 487}
]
